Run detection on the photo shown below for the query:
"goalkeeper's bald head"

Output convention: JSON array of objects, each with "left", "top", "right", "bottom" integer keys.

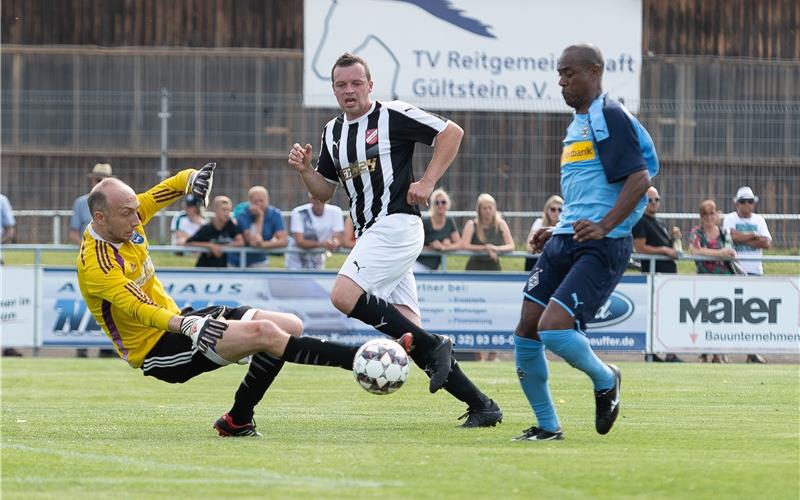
[{"left": 88, "top": 178, "right": 135, "bottom": 218}]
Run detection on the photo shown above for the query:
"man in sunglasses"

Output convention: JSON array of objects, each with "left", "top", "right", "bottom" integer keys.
[
  {"left": 722, "top": 186, "right": 772, "bottom": 364},
  {"left": 632, "top": 186, "right": 680, "bottom": 274},
  {"left": 723, "top": 186, "right": 772, "bottom": 277},
  {"left": 632, "top": 186, "right": 683, "bottom": 362}
]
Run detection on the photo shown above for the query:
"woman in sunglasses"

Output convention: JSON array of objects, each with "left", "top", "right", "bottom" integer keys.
[
  {"left": 524, "top": 195, "right": 564, "bottom": 271},
  {"left": 414, "top": 188, "right": 462, "bottom": 272}
]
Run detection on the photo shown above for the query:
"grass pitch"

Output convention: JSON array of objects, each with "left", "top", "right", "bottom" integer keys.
[{"left": 2, "top": 358, "right": 798, "bottom": 499}]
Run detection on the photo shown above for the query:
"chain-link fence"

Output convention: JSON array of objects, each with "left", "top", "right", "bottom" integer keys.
[{"left": 2, "top": 47, "right": 798, "bottom": 246}]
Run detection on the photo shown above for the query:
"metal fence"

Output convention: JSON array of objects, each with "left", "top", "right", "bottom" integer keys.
[{"left": 1, "top": 47, "right": 799, "bottom": 246}]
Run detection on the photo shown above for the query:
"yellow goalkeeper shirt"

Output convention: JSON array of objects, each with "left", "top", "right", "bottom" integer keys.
[{"left": 77, "top": 169, "right": 194, "bottom": 368}]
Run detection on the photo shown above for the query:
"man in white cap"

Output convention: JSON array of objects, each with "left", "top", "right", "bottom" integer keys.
[
  {"left": 722, "top": 186, "right": 772, "bottom": 276},
  {"left": 69, "top": 163, "right": 115, "bottom": 358},
  {"left": 722, "top": 186, "right": 772, "bottom": 364}
]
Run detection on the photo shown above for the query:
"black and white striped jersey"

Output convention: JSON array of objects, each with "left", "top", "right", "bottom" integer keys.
[{"left": 316, "top": 100, "right": 448, "bottom": 237}]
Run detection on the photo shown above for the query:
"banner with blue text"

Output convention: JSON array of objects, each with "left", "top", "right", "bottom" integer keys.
[{"left": 41, "top": 269, "right": 648, "bottom": 351}]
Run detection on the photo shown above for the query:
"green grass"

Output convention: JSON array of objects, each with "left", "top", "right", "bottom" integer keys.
[
  {"left": 2, "top": 249, "right": 798, "bottom": 275},
  {"left": 2, "top": 359, "right": 798, "bottom": 499}
]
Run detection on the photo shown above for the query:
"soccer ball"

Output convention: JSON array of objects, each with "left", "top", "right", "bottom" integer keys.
[{"left": 353, "top": 338, "right": 410, "bottom": 395}]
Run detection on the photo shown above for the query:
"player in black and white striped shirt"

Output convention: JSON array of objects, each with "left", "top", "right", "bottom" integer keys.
[{"left": 289, "top": 52, "right": 502, "bottom": 427}]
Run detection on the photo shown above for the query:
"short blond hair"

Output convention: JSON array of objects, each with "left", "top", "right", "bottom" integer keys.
[
  {"left": 428, "top": 188, "right": 451, "bottom": 216},
  {"left": 212, "top": 195, "right": 232, "bottom": 210}
]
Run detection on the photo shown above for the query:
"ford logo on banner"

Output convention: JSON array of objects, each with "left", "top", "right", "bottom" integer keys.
[{"left": 588, "top": 292, "right": 634, "bottom": 328}]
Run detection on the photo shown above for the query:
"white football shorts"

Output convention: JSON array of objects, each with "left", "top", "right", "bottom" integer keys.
[{"left": 339, "top": 213, "right": 423, "bottom": 317}]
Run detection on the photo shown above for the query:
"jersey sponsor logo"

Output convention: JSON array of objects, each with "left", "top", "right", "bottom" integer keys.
[
  {"left": 365, "top": 128, "right": 378, "bottom": 145},
  {"left": 130, "top": 231, "right": 145, "bottom": 244},
  {"left": 338, "top": 158, "right": 378, "bottom": 182},
  {"left": 560, "top": 141, "right": 596, "bottom": 165}
]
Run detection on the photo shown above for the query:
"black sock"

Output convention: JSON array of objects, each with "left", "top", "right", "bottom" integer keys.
[
  {"left": 349, "top": 293, "right": 438, "bottom": 350},
  {"left": 229, "top": 353, "right": 284, "bottom": 425},
  {"left": 281, "top": 336, "right": 356, "bottom": 370},
  {"left": 408, "top": 349, "right": 488, "bottom": 408}
]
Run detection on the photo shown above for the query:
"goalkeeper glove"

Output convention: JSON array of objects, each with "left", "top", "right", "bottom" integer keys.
[
  {"left": 180, "top": 315, "right": 227, "bottom": 353},
  {"left": 188, "top": 162, "right": 216, "bottom": 207}
]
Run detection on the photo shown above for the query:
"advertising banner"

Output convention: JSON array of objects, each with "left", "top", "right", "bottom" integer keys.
[
  {"left": 41, "top": 269, "right": 647, "bottom": 351},
  {"left": 0, "top": 266, "right": 37, "bottom": 347},
  {"left": 652, "top": 275, "right": 800, "bottom": 354},
  {"left": 304, "top": 0, "right": 643, "bottom": 112}
]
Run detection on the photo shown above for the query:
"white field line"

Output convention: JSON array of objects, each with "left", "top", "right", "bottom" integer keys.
[{"left": 2, "top": 443, "right": 405, "bottom": 489}]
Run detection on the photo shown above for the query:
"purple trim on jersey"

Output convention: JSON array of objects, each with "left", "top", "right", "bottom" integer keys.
[
  {"left": 102, "top": 300, "right": 128, "bottom": 361},
  {"left": 110, "top": 245, "right": 125, "bottom": 270}
]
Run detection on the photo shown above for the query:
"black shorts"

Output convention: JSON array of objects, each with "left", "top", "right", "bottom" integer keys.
[{"left": 141, "top": 305, "right": 252, "bottom": 384}]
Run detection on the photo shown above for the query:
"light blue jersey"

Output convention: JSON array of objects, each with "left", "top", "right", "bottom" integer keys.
[{"left": 553, "top": 93, "right": 658, "bottom": 239}]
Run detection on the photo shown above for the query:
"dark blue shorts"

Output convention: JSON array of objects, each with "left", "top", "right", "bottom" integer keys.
[{"left": 523, "top": 234, "right": 632, "bottom": 329}]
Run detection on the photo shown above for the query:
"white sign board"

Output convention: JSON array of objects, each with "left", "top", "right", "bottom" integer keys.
[
  {"left": 652, "top": 275, "right": 800, "bottom": 354},
  {"left": 0, "top": 266, "right": 37, "bottom": 347},
  {"left": 41, "top": 269, "right": 647, "bottom": 351},
  {"left": 304, "top": 0, "right": 642, "bottom": 112}
]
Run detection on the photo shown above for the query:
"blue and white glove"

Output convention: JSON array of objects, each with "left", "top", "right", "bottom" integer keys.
[
  {"left": 187, "top": 162, "right": 216, "bottom": 207},
  {"left": 180, "top": 314, "right": 227, "bottom": 353}
]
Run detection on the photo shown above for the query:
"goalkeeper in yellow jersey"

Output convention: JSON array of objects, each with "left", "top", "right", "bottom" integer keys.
[{"left": 77, "top": 164, "right": 361, "bottom": 437}]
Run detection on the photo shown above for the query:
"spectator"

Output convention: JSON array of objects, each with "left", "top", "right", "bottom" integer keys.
[
  {"left": 415, "top": 188, "right": 461, "bottom": 272},
  {"left": 632, "top": 186, "right": 682, "bottom": 362},
  {"left": 170, "top": 194, "right": 205, "bottom": 246},
  {"left": 0, "top": 192, "right": 22, "bottom": 356},
  {"left": 461, "top": 193, "right": 515, "bottom": 271},
  {"left": 285, "top": 195, "right": 344, "bottom": 270},
  {"left": 723, "top": 186, "right": 771, "bottom": 364},
  {"left": 186, "top": 196, "right": 244, "bottom": 268},
  {"left": 0, "top": 193, "right": 16, "bottom": 244},
  {"left": 632, "top": 186, "right": 680, "bottom": 274},
  {"left": 723, "top": 186, "right": 772, "bottom": 276},
  {"left": 69, "top": 163, "right": 113, "bottom": 244},
  {"left": 231, "top": 186, "right": 287, "bottom": 268},
  {"left": 689, "top": 199, "right": 738, "bottom": 275},
  {"left": 689, "top": 199, "right": 737, "bottom": 364},
  {"left": 524, "top": 195, "right": 563, "bottom": 271},
  {"left": 68, "top": 163, "right": 116, "bottom": 358}
]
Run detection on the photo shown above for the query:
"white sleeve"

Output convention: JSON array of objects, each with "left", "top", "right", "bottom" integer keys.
[
  {"left": 331, "top": 207, "right": 344, "bottom": 232},
  {"left": 289, "top": 209, "right": 304, "bottom": 234},
  {"left": 721, "top": 213, "right": 735, "bottom": 230},
  {"left": 757, "top": 216, "right": 772, "bottom": 240}
]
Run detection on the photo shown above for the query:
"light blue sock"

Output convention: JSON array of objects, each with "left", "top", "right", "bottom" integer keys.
[
  {"left": 514, "top": 335, "right": 561, "bottom": 432},
  {"left": 539, "top": 329, "right": 614, "bottom": 391}
]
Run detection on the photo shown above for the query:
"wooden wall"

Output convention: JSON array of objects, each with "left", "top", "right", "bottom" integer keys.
[
  {"left": 1, "top": 0, "right": 303, "bottom": 48},
  {"left": 643, "top": 0, "right": 799, "bottom": 58},
  {"left": 2, "top": 0, "right": 797, "bottom": 59}
]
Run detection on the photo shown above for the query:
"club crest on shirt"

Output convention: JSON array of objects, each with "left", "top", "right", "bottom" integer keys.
[
  {"left": 130, "top": 231, "right": 145, "bottom": 244},
  {"left": 527, "top": 269, "right": 540, "bottom": 290},
  {"left": 365, "top": 128, "right": 378, "bottom": 145}
]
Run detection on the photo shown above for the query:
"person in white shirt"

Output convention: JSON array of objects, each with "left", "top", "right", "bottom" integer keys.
[
  {"left": 722, "top": 186, "right": 772, "bottom": 364},
  {"left": 285, "top": 195, "right": 344, "bottom": 270},
  {"left": 722, "top": 186, "right": 772, "bottom": 276},
  {"left": 171, "top": 194, "right": 206, "bottom": 246}
]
